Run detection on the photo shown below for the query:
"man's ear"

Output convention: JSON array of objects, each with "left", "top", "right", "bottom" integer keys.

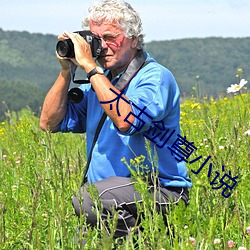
[{"left": 131, "top": 36, "right": 139, "bottom": 48}]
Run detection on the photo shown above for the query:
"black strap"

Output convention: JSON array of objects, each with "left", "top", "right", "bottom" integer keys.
[
  {"left": 81, "top": 50, "right": 149, "bottom": 185},
  {"left": 115, "top": 50, "right": 147, "bottom": 91},
  {"left": 81, "top": 112, "right": 107, "bottom": 185}
]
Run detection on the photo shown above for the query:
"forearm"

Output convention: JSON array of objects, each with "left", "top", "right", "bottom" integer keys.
[
  {"left": 90, "top": 74, "right": 134, "bottom": 132},
  {"left": 40, "top": 70, "right": 71, "bottom": 132}
]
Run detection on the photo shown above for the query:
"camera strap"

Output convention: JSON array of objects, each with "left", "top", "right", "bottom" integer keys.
[{"left": 81, "top": 50, "right": 150, "bottom": 185}]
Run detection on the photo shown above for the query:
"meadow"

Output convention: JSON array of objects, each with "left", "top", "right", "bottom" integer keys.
[{"left": 0, "top": 88, "right": 249, "bottom": 249}]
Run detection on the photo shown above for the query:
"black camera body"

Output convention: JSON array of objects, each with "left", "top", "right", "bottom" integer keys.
[{"left": 56, "top": 30, "right": 102, "bottom": 58}]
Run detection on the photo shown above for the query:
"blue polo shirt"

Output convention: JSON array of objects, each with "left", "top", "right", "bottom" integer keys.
[{"left": 58, "top": 53, "right": 192, "bottom": 188}]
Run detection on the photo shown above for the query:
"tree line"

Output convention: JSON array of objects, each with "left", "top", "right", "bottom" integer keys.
[{"left": 0, "top": 28, "right": 249, "bottom": 120}]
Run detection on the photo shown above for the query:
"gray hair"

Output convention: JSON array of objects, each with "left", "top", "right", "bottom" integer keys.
[{"left": 82, "top": 0, "right": 145, "bottom": 49}]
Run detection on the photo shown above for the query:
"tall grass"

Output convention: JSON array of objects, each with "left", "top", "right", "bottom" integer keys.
[{"left": 0, "top": 93, "right": 249, "bottom": 249}]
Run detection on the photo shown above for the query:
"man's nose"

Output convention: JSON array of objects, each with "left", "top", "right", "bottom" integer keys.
[{"left": 101, "top": 38, "right": 108, "bottom": 49}]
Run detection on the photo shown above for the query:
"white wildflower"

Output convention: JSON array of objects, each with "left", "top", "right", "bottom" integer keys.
[
  {"left": 20, "top": 207, "right": 25, "bottom": 214},
  {"left": 238, "top": 247, "right": 246, "bottom": 250},
  {"left": 227, "top": 79, "right": 248, "bottom": 93},
  {"left": 244, "top": 130, "right": 250, "bottom": 136},
  {"left": 189, "top": 237, "right": 196, "bottom": 245},
  {"left": 214, "top": 238, "right": 221, "bottom": 244}
]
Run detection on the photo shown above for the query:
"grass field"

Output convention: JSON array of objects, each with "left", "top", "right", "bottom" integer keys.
[{"left": 0, "top": 90, "right": 249, "bottom": 249}]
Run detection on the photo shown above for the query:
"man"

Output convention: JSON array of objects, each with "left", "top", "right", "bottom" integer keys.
[{"left": 40, "top": 0, "right": 191, "bottom": 241}]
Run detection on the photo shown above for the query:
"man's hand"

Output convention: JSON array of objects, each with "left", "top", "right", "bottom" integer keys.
[
  {"left": 56, "top": 33, "right": 79, "bottom": 71},
  {"left": 62, "top": 31, "right": 96, "bottom": 73}
]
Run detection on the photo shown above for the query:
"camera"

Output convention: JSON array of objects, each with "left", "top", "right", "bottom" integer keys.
[{"left": 56, "top": 30, "right": 102, "bottom": 58}]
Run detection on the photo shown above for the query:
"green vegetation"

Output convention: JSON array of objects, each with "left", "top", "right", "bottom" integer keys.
[
  {"left": 0, "top": 29, "right": 250, "bottom": 120},
  {"left": 0, "top": 29, "right": 60, "bottom": 121},
  {"left": 0, "top": 90, "right": 249, "bottom": 249},
  {"left": 0, "top": 80, "right": 46, "bottom": 120},
  {"left": 0, "top": 29, "right": 249, "bottom": 249},
  {"left": 145, "top": 37, "right": 250, "bottom": 98}
]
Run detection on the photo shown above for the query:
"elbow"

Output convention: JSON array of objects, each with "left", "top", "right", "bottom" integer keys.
[
  {"left": 116, "top": 121, "right": 131, "bottom": 133},
  {"left": 117, "top": 111, "right": 135, "bottom": 132},
  {"left": 39, "top": 119, "right": 49, "bottom": 132},
  {"left": 116, "top": 114, "right": 134, "bottom": 132},
  {"left": 39, "top": 118, "right": 57, "bottom": 133}
]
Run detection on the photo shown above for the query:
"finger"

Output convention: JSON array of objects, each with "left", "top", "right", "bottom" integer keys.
[
  {"left": 63, "top": 30, "right": 70, "bottom": 37},
  {"left": 65, "top": 31, "right": 86, "bottom": 43},
  {"left": 55, "top": 50, "right": 64, "bottom": 59},
  {"left": 55, "top": 51, "right": 79, "bottom": 66},
  {"left": 58, "top": 35, "right": 66, "bottom": 41},
  {"left": 64, "top": 30, "right": 76, "bottom": 40},
  {"left": 57, "top": 31, "right": 70, "bottom": 40}
]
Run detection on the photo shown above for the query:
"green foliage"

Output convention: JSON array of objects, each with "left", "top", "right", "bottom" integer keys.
[
  {"left": 0, "top": 29, "right": 60, "bottom": 95},
  {"left": 145, "top": 37, "right": 250, "bottom": 98},
  {"left": 0, "top": 79, "right": 46, "bottom": 121},
  {"left": 0, "top": 29, "right": 250, "bottom": 120},
  {"left": 0, "top": 93, "right": 249, "bottom": 249}
]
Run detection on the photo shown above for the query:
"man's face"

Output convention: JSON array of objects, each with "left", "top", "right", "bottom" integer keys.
[{"left": 89, "top": 20, "right": 138, "bottom": 73}]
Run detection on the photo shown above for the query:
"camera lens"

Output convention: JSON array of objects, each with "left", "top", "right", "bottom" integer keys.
[
  {"left": 56, "top": 39, "right": 74, "bottom": 58},
  {"left": 68, "top": 88, "right": 84, "bottom": 103}
]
